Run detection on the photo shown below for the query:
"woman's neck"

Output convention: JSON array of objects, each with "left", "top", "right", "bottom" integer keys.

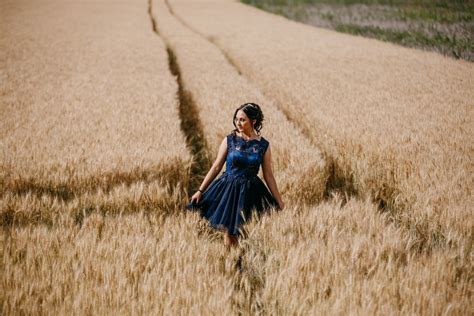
[{"left": 237, "top": 130, "right": 257, "bottom": 139}]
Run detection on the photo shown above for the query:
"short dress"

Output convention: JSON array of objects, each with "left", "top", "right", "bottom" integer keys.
[{"left": 186, "top": 132, "right": 279, "bottom": 236}]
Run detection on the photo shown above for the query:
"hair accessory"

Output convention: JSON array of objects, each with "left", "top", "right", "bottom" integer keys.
[{"left": 245, "top": 103, "right": 257, "bottom": 110}]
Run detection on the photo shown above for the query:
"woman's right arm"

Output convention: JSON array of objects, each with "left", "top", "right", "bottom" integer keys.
[{"left": 191, "top": 137, "right": 228, "bottom": 203}]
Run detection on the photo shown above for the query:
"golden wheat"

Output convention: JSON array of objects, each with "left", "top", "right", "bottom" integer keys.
[
  {"left": 2, "top": 211, "right": 239, "bottom": 314},
  {"left": 238, "top": 193, "right": 471, "bottom": 314},
  {"left": 1, "top": 0, "right": 192, "bottom": 223}
]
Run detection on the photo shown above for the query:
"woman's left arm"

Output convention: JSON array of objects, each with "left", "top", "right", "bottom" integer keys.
[{"left": 262, "top": 144, "right": 285, "bottom": 210}]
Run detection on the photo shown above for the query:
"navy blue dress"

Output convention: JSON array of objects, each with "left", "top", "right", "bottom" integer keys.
[{"left": 186, "top": 133, "right": 279, "bottom": 236}]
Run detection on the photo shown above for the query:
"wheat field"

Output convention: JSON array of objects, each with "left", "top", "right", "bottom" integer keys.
[{"left": 1, "top": 0, "right": 472, "bottom": 314}]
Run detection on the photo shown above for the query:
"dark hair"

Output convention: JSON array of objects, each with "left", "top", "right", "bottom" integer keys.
[{"left": 232, "top": 102, "right": 264, "bottom": 135}]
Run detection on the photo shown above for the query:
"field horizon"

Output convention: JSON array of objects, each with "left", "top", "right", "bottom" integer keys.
[{"left": 242, "top": 0, "right": 474, "bottom": 62}]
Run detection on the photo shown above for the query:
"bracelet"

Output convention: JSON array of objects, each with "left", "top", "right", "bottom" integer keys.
[{"left": 198, "top": 189, "right": 204, "bottom": 193}]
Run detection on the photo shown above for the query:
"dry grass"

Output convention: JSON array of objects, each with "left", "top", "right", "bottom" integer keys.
[
  {"left": 238, "top": 193, "right": 471, "bottom": 314},
  {"left": 2, "top": 211, "right": 237, "bottom": 314},
  {"left": 3, "top": 196, "right": 470, "bottom": 314},
  {"left": 1, "top": 178, "right": 186, "bottom": 227},
  {"left": 167, "top": 0, "right": 473, "bottom": 250},
  {"left": 1, "top": 0, "right": 472, "bottom": 314},
  {"left": 1, "top": 0, "right": 192, "bottom": 224}
]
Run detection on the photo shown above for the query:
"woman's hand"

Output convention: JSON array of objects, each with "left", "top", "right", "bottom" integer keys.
[
  {"left": 191, "top": 191, "right": 202, "bottom": 204},
  {"left": 277, "top": 199, "right": 285, "bottom": 210}
]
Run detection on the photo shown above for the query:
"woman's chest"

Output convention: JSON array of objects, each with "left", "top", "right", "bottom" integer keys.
[{"left": 228, "top": 144, "right": 262, "bottom": 167}]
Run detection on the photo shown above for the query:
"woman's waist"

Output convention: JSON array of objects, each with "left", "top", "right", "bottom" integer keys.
[{"left": 221, "top": 170, "right": 258, "bottom": 179}]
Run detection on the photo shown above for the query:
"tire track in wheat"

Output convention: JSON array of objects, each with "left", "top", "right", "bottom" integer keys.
[{"left": 147, "top": 0, "right": 211, "bottom": 198}]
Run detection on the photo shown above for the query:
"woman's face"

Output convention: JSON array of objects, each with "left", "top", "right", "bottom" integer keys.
[{"left": 234, "top": 110, "right": 256, "bottom": 134}]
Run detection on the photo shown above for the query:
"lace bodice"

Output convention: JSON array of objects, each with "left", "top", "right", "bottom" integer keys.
[{"left": 224, "top": 133, "right": 269, "bottom": 178}]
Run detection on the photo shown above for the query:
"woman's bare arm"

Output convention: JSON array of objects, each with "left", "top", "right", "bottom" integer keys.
[
  {"left": 197, "top": 137, "right": 227, "bottom": 192},
  {"left": 262, "top": 144, "right": 284, "bottom": 209}
]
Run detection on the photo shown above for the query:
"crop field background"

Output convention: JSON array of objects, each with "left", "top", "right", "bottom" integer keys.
[{"left": 1, "top": 0, "right": 472, "bottom": 314}]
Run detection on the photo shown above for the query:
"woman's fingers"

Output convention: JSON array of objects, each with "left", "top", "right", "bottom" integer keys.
[{"left": 191, "top": 193, "right": 201, "bottom": 204}]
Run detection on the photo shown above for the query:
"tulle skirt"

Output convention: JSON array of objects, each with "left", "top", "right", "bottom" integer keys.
[{"left": 186, "top": 172, "right": 278, "bottom": 236}]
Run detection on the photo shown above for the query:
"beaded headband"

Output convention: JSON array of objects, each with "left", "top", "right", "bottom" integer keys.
[{"left": 244, "top": 103, "right": 258, "bottom": 110}]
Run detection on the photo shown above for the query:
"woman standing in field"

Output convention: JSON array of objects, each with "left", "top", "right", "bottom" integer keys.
[{"left": 187, "top": 103, "right": 285, "bottom": 247}]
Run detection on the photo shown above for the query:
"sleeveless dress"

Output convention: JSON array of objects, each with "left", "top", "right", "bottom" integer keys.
[{"left": 186, "top": 133, "right": 279, "bottom": 236}]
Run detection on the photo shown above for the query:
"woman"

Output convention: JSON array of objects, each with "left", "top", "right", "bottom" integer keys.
[{"left": 187, "top": 102, "right": 285, "bottom": 247}]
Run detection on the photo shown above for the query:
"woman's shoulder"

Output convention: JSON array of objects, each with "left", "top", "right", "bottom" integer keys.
[
  {"left": 226, "top": 132, "right": 235, "bottom": 143},
  {"left": 259, "top": 136, "right": 269, "bottom": 150}
]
